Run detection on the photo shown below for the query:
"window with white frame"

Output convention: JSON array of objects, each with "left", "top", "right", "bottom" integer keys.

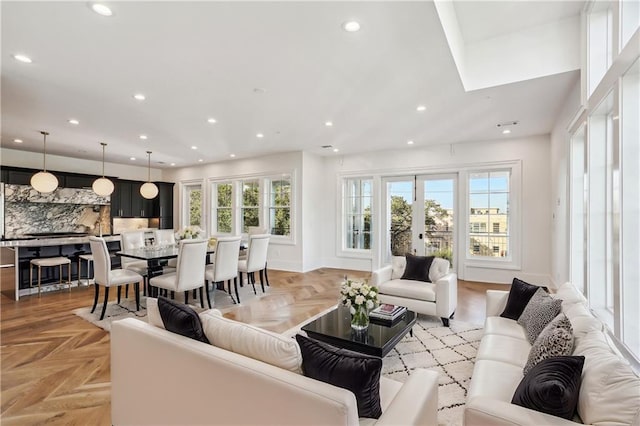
[
  {"left": 213, "top": 182, "right": 233, "bottom": 234},
  {"left": 240, "top": 179, "right": 260, "bottom": 233},
  {"left": 343, "top": 178, "right": 372, "bottom": 251},
  {"left": 183, "top": 183, "right": 202, "bottom": 228},
  {"left": 468, "top": 170, "right": 510, "bottom": 259},
  {"left": 268, "top": 175, "right": 291, "bottom": 236}
]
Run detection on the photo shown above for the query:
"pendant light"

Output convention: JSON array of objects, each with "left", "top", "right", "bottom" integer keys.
[
  {"left": 30, "top": 131, "right": 59, "bottom": 193},
  {"left": 92, "top": 142, "right": 114, "bottom": 196},
  {"left": 140, "top": 151, "right": 158, "bottom": 199}
]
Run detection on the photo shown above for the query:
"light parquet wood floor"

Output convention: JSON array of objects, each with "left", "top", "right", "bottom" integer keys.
[{"left": 0, "top": 268, "right": 507, "bottom": 425}]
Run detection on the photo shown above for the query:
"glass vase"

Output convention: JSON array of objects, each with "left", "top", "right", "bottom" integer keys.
[{"left": 351, "top": 304, "right": 369, "bottom": 330}]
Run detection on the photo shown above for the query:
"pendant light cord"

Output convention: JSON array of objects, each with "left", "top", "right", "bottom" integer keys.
[
  {"left": 100, "top": 142, "right": 107, "bottom": 177},
  {"left": 146, "top": 151, "right": 152, "bottom": 182},
  {"left": 40, "top": 131, "right": 49, "bottom": 172}
]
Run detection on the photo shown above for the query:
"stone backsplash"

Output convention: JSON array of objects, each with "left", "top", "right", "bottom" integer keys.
[
  {"left": 5, "top": 184, "right": 109, "bottom": 205},
  {"left": 4, "top": 203, "right": 111, "bottom": 238}
]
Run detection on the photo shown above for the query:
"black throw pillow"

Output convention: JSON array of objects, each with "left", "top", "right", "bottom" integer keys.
[
  {"left": 295, "top": 334, "right": 382, "bottom": 419},
  {"left": 158, "top": 296, "right": 209, "bottom": 344},
  {"left": 512, "top": 356, "right": 585, "bottom": 420},
  {"left": 400, "top": 254, "right": 434, "bottom": 282},
  {"left": 500, "top": 278, "right": 540, "bottom": 320}
]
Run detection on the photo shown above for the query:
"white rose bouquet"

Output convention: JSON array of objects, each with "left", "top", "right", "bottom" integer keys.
[
  {"left": 175, "top": 225, "right": 203, "bottom": 240},
  {"left": 340, "top": 279, "right": 379, "bottom": 329}
]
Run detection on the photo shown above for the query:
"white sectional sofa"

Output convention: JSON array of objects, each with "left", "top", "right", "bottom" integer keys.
[
  {"left": 111, "top": 313, "right": 440, "bottom": 425},
  {"left": 372, "top": 256, "right": 457, "bottom": 326},
  {"left": 464, "top": 282, "right": 640, "bottom": 426}
]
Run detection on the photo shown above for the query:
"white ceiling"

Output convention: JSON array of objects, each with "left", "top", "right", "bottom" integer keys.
[{"left": 1, "top": 1, "right": 580, "bottom": 169}]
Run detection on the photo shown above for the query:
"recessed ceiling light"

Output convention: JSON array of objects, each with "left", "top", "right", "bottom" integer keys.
[
  {"left": 502, "top": 129, "right": 511, "bottom": 134},
  {"left": 253, "top": 88, "right": 267, "bottom": 94},
  {"left": 139, "top": 134, "right": 148, "bottom": 140},
  {"left": 191, "top": 146, "right": 198, "bottom": 150},
  {"left": 207, "top": 118, "right": 217, "bottom": 124},
  {"left": 13, "top": 54, "right": 32, "bottom": 63},
  {"left": 343, "top": 21, "right": 361, "bottom": 32},
  {"left": 133, "top": 93, "right": 146, "bottom": 101},
  {"left": 256, "top": 133, "right": 264, "bottom": 138},
  {"left": 230, "top": 154, "right": 236, "bottom": 158},
  {"left": 198, "top": 159, "right": 203, "bottom": 162},
  {"left": 325, "top": 121, "right": 333, "bottom": 127},
  {"left": 68, "top": 119, "right": 79, "bottom": 125},
  {"left": 333, "top": 148, "right": 340, "bottom": 153},
  {"left": 130, "top": 157, "right": 136, "bottom": 161},
  {"left": 416, "top": 105, "right": 427, "bottom": 112},
  {"left": 13, "top": 138, "right": 23, "bottom": 143},
  {"left": 170, "top": 162, "right": 176, "bottom": 166},
  {"left": 91, "top": 3, "right": 113, "bottom": 16},
  {"left": 407, "top": 140, "right": 414, "bottom": 145}
]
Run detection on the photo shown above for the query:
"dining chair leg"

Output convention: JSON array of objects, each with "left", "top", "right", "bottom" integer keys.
[
  {"left": 135, "top": 282, "right": 140, "bottom": 311},
  {"left": 193, "top": 289, "right": 197, "bottom": 299},
  {"left": 234, "top": 277, "right": 240, "bottom": 304},
  {"left": 117, "top": 286, "right": 122, "bottom": 304},
  {"left": 199, "top": 286, "right": 205, "bottom": 309},
  {"left": 264, "top": 263, "right": 270, "bottom": 286},
  {"left": 143, "top": 276, "right": 147, "bottom": 296},
  {"left": 259, "top": 270, "right": 266, "bottom": 293},
  {"left": 100, "top": 287, "right": 110, "bottom": 320},
  {"left": 125, "top": 284, "right": 129, "bottom": 299},
  {"left": 249, "top": 272, "right": 257, "bottom": 295},
  {"left": 205, "top": 284, "right": 212, "bottom": 309},
  {"left": 91, "top": 284, "right": 100, "bottom": 313},
  {"left": 184, "top": 291, "right": 189, "bottom": 305}
]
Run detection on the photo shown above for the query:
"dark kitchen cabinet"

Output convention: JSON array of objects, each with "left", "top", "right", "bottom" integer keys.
[
  {"left": 111, "top": 180, "right": 132, "bottom": 217},
  {"left": 111, "top": 179, "right": 168, "bottom": 219},
  {"left": 1, "top": 168, "right": 8, "bottom": 183},
  {"left": 154, "top": 182, "right": 174, "bottom": 229},
  {"left": 64, "top": 175, "right": 96, "bottom": 189},
  {"left": 130, "top": 182, "right": 154, "bottom": 217}
]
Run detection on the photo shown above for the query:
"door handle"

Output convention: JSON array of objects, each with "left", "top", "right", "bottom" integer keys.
[{"left": 418, "top": 233, "right": 423, "bottom": 239}]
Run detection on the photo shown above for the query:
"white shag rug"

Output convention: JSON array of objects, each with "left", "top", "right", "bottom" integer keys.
[
  {"left": 382, "top": 317, "right": 483, "bottom": 426},
  {"left": 73, "top": 284, "right": 265, "bottom": 331}
]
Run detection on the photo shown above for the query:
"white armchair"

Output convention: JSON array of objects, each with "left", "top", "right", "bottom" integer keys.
[{"left": 372, "top": 256, "right": 457, "bottom": 326}]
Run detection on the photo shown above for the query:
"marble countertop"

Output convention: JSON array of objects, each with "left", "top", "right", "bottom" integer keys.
[{"left": 0, "top": 234, "right": 122, "bottom": 248}]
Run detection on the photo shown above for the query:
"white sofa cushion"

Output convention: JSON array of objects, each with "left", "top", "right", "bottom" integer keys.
[
  {"left": 563, "top": 302, "right": 603, "bottom": 338},
  {"left": 484, "top": 316, "right": 528, "bottom": 340},
  {"left": 573, "top": 331, "right": 640, "bottom": 425},
  {"left": 476, "top": 334, "right": 531, "bottom": 367},
  {"left": 201, "top": 311, "right": 303, "bottom": 373},
  {"left": 553, "top": 282, "right": 588, "bottom": 307},
  {"left": 377, "top": 279, "right": 436, "bottom": 302},
  {"left": 467, "top": 359, "right": 525, "bottom": 402}
]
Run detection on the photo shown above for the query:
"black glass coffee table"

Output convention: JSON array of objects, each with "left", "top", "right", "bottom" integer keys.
[{"left": 301, "top": 305, "right": 416, "bottom": 357}]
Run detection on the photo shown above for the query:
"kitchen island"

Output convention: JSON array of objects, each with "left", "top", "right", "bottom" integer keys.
[{"left": 0, "top": 235, "right": 122, "bottom": 300}]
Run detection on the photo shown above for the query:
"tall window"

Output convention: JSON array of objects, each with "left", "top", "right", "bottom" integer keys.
[
  {"left": 344, "top": 178, "right": 372, "bottom": 250},
  {"left": 240, "top": 179, "right": 260, "bottom": 233},
  {"left": 213, "top": 182, "right": 232, "bottom": 234},
  {"left": 468, "top": 171, "right": 510, "bottom": 258},
  {"left": 268, "top": 175, "right": 291, "bottom": 236},
  {"left": 183, "top": 183, "right": 202, "bottom": 227}
]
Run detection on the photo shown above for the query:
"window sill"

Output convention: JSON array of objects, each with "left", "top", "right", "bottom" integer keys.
[
  {"left": 465, "top": 259, "right": 521, "bottom": 270},
  {"left": 337, "top": 249, "right": 372, "bottom": 259}
]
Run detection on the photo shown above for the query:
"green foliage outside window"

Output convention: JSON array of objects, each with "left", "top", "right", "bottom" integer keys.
[
  {"left": 270, "top": 179, "right": 291, "bottom": 236},
  {"left": 242, "top": 181, "right": 260, "bottom": 232},
  {"left": 216, "top": 183, "right": 232, "bottom": 233},
  {"left": 189, "top": 189, "right": 201, "bottom": 226}
]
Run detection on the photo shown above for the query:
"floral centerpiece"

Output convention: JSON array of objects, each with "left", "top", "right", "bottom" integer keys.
[
  {"left": 175, "top": 225, "right": 203, "bottom": 240},
  {"left": 340, "top": 279, "right": 379, "bottom": 330}
]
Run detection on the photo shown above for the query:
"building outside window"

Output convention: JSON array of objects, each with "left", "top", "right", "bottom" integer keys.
[
  {"left": 468, "top": 171, "right": 510, "bottom": 258},
  {"left": 344, "top": 178, "right": 372, "bottom": 251},
  {"left": 268, "top": 175, "right": 291, "bottom": 236}
]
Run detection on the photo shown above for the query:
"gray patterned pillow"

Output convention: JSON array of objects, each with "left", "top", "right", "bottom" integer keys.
[
  {"left": 517, "top": 288, "right": 562, "bottom": 344},
  {"left": 524, "top": 314, "right": 574, "bottom": 375}
]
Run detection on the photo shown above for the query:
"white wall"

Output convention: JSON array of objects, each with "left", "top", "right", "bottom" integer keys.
[
  {"left": 549, "top": 80, "right": 582, "bottom": 288},
  {"left": 1, "top": 148, "right": 163, "bottom": 181},
  {"left": 162, "top": 152, "right": 304, "bottom": 272},
  {"left": 320, "top": 135, "right": 553, "bottom": 285},
  {"left": 301, "top": 152, "right": 324, "bottom": 272}
]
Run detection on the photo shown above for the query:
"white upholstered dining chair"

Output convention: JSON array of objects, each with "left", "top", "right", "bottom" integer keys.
[
  {"left": 89, "top": 237, "right": 144, "bottom": 320},
  {"left": 153, "top": 229, "right": 178, "bottom": 270},
  {"left": 204, "top": 236, "right": 242, "bottom": 306},
  {"left": 149, "top": 239, "right": 208, "bottom": 308},
  {"left": 238, "top": 234, "right": 270, "bottom": 295},
  {"left": 120, "top": 231, "right": 149, "bottom": 294}
]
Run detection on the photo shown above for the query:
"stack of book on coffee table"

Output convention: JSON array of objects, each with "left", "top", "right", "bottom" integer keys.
[{"left": 369, "top": 304, "right": 407, "bottom": 325}]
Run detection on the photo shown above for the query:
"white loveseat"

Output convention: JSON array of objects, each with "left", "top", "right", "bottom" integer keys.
[
  {"left": 372, "top": 257, "right": 457, "bottom": 326},
  {"left": 111, "top": 314, "right": 440, "bottom": 425},
  {"left": 464, "top": 282, "right": 640, "bottom": 426}
]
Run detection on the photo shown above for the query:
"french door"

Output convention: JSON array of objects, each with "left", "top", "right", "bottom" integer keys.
[{"left": 383, "top": 174, "right": 456, "bottom": 267}]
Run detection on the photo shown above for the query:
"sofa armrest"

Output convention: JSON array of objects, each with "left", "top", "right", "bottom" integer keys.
[
  {"left": 465, "top": 397, "right": 583, "bottom": 426},
  {"left": 486, "top": 290, "right": 510, "bottom": 318},
  {"left": 435, "top": 273, "right": 457, "bottom": 318},
  {"left": 372, "top": 265, "right": 393, "bottom": 286},
  {"left": 376, "top": 369, "right": 438, "bottom": 426}
]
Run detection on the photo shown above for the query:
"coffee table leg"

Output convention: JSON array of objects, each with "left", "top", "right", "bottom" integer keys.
[{"left": 410, "top": 327, "right": 413, "bottom": 337}]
